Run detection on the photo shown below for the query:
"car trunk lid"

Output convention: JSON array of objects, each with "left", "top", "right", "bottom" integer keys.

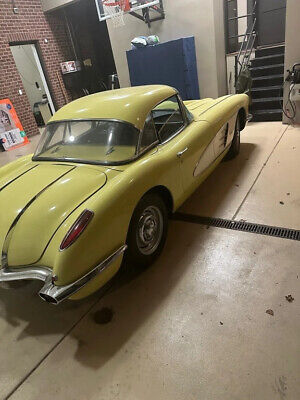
[{"left": 0, "top": 163, "right": 107, "bottom": 267}]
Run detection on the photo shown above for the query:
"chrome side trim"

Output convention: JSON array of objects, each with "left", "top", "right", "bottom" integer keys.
[
  {"left": 0, "top": 245, "right": 127, "bottom": 305},
  {"left": 0, "top": 165, "right": 38, "bottom": 193},
  {"left": 39, "top": 245, "right": 127, "bottom": 304}
]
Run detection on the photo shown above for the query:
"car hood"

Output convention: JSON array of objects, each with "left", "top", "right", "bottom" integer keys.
[
  {"left": 0, "top": 162, "right": 107, "bottom": 267},
  {"left": 184, "top": 96, "right": 232, "bottom": 121}
]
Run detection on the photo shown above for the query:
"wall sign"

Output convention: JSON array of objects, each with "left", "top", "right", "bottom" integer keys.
[
  {"left": 0, "top": 99, "right": 29, "bottom": 151},
  {"left": 60, "top": 60, "right": 82, "bottom": 75}
]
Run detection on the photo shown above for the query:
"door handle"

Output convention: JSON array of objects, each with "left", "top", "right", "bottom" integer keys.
[{"left": 177, "top": 147, "right": 188, "bottom": 158}]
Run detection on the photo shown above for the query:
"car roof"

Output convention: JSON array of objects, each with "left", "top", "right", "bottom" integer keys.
[{"left": 49, "top": 85, "right": 177, "bottom": 131}]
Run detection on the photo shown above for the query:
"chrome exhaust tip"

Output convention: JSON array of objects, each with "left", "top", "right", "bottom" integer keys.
[
  {"left": 39, "top": 292, "right": 58, "bottom": 305},
  {"left": 1, "top": 245, "right": 127, "bottom": 305}
]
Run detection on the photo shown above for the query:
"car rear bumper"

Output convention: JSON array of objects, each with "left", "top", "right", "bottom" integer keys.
[{"left": 0, "top": 245, "right": 127, "bottom": 304}]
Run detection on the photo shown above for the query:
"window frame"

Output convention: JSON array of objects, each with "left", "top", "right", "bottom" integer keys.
[
  {"left": 32, "top": 93, "right": 194, "bottom": 166},
  {"left": 151, "top": 94, "right": 191, "bottom": 145},
  {"left": 137, "top": 112, "right": 160, "bottom": 156},
  {"left": 32, "top": 118, "right": 142, "bottom": 166}
]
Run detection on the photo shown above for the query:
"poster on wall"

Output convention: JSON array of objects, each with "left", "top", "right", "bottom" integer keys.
[
  {"left": 0, "top": 99, "right": 29, "bottom": 151},
  {"left": 60, "top": 60, "right": 81, "bottom": 75}
]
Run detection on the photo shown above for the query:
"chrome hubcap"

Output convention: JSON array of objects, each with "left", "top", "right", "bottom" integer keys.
[{"left": 137, "top": 206, "right": 163, "bottom": 255}]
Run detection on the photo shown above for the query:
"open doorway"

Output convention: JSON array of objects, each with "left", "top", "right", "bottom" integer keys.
[
  {"left": 10, "top": 43, "right": 55, "bottom": 128},
  {"left": 64, "top": 0, "right": 117, "bottom": 98}
]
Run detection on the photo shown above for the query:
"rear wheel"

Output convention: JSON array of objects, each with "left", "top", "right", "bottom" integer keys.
[
  {"left": 224, "top": 116, "right": 241, "bottom": 161},
  {"left": 124, "top": 193, "right": 168, "bottom": 269}
]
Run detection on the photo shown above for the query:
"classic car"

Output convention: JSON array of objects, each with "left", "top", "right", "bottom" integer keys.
[{"left": 0, "top": 85, "right": 249, "bottom": 304}]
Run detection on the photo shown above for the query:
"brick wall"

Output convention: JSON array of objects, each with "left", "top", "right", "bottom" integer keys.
[{"left": 0, "top": 0, "right": 73, "bottom": 136}]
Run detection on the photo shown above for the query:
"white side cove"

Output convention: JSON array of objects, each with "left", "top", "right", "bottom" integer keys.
[{"left": 193, "top": 112, "right": 237, "bottom": 177}]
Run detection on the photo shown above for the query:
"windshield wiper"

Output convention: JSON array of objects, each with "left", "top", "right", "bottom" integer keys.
[
  {"left": 50, "top": 145, "right": 61, "bottom": 154},
  {"left": 106, "top": 146, "right": 115, "bottom": 155}
]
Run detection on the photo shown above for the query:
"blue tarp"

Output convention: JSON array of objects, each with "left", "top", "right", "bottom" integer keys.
[{"left": 126, "top": 37, "right": 200, "bottom": 100}]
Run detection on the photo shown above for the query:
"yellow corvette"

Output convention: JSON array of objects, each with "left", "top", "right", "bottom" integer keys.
[{"left": 0, "top": 85, "right": 249, "bottom": 304}]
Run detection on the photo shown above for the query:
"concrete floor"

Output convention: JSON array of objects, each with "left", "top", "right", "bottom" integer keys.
[{"left": 0, "top": 122, "right": 299, "bottom": 400}]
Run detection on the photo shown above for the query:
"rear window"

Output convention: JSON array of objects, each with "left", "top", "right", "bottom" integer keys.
[{"left": 33, "top": 120, "right": 140, "bottom": 165}]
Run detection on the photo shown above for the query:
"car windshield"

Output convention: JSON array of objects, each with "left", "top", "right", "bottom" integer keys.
[{"left": 33, "top": 120, "right": 140, "bottom": 165}]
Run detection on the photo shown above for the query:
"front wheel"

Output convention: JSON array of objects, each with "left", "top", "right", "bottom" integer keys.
[
  {"left": 124, "top": 193, "right": 168, "bottom": 269},
  {"left": 224, "top": 117, "right": 241, "bottom": 161}
]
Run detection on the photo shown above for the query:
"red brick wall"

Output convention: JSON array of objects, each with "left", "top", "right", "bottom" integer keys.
[{"left": 0, "top": 1, "right": 73, "bottom": 136}]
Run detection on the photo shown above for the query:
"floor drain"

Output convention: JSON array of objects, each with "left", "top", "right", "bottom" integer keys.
[{"left": 172, "top": 213, "right": 300, "bottom": 241}]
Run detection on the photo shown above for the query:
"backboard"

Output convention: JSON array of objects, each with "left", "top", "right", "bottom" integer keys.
[{"left": 95, "top": 0, "right": 164, "bottom": 26}]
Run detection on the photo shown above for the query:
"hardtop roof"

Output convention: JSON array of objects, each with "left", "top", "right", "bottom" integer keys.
[{"left": 50, "top": 85, "right": 177, "bottom": 131}]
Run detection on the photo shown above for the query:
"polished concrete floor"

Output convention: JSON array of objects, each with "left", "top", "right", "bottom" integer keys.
[{"left": 0, "top": 122, "right": 299, "bottom": 400}]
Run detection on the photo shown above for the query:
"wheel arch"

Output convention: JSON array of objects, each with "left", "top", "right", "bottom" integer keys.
[
  {"left": 238, "top": 107, "right": 247, "bottom": 131},
  {"left": 142, "top": 185, "right": 174, "bottom": 215}
]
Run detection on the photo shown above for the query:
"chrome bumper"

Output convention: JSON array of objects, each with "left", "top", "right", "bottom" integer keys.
[{"left": 0, "top": 245, "right": 127, "bottom": 305}]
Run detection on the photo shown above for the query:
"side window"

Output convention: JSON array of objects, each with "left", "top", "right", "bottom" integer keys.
[
  {"left": 139, "top": 113, "right": 158, "bottom": 152},
  {"left": 152, "top": 95, "right": 185, "bottom": 143}
]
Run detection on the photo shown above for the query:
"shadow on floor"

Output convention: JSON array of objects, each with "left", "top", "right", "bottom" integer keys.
[
  {"left": 0, "top": 142, "right": 256, "bottom": 372},
  {"left": 71, "top": 219, "right": 211, "bottom": 371}
]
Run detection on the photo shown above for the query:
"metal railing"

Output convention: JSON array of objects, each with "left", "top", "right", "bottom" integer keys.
[{"left": 234, "top": 1, "right": 257, "bottom": 88}]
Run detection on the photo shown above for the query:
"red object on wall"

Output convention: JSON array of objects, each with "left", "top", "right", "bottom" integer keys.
[{"left": 0, "top": 99, "right": 30, "bottom": 151}]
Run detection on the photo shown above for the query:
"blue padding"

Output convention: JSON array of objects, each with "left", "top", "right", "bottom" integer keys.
[{"left": 126, "top": 37, "right": 200, "bottom": 100}]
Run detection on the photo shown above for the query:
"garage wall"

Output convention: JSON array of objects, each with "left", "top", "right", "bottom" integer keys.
[
  {"left": 106, "top": 0, "right": 227, "bottom": 99},
  {"left": 0, "top": 1, "right": 73, "bottom": 136},
  {"left": 213, "top": 0, "right": 227, "bottom": 97},
  {"left": 41, "top": 0, "right": 78, "bottom": 12},
  {"left": 283, "top": 0, "right": 300, "bottom": 124}
]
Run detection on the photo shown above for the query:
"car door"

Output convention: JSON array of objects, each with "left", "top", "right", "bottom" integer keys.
[
  {"left": 153, "top": 95, "right": 212, "bottom": 195},
  {"left": 152, "top": 95, "right": 189, "bottom": 196},
  {"left": 178, "top": 118, "right": 218, "bottom": 193}
]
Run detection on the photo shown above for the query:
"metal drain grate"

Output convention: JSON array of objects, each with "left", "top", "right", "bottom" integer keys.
[{"left": 172, "top": 213, "right": 300, "bottom": 241}]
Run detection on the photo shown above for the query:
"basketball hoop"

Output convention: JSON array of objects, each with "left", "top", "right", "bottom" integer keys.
[
  {"left": 96, "top": 1, "right": 164, "bottom": 28},
  {"left": 102, "top": 0, "right": 130, "bottom": 27}
]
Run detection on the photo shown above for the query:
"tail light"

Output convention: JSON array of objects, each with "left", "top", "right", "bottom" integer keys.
[{"left": 60, "top": 209, "right": 94, "bottom": 251}]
